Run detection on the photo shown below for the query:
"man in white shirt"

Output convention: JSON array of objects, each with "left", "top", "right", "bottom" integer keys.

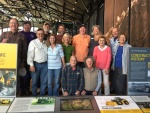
[{"left": 27, "top": 28, "right": 48, "bottom": 96}]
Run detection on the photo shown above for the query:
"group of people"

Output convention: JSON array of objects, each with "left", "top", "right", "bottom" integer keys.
[{"left": 0, "top": 18, "right": 132, "bottom": 96}]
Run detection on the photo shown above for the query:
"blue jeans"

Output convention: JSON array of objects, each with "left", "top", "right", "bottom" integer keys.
[
  {"left": 48, "top": 68, "right": 61, "bottom": 96},
  {"left": 31, "top": 62, "right": 48, "bottom": 96}
]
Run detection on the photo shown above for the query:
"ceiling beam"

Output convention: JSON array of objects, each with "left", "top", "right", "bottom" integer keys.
[
  {"left": 46, "top": 0, "right": 82, "bottom": 16},
  {"left": 63, "top": 0, "right": 66, "bottom": 20},
  {"left": 32, "top": 0, "right": 80, "bottom": 21},
  {"left": 65, "top": 0, "right": 85, "bottom": 12}
]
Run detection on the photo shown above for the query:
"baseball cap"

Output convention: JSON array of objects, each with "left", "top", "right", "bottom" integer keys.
[
  {"left": 79, "top": 24, "right": 86, "bottom": 29},
  {"left": 19, "top": 67, "right": 27, "bottom": 76},
  {"left": 44, "top": 21, "right": 50, "bottom": 26}
]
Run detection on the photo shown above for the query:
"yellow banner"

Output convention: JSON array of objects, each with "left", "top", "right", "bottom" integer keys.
[
  {"left": 0, "top": 44, "right": 17, "bottom": 69},
  {"left": 141, "top": 108, "right": 150, "bottom": 113},
  {"left": 101, "top": 109, "right": 143, "bottom": 113}
]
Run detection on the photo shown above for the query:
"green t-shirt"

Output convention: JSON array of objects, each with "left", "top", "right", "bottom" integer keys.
[{"left": 62, "top": 43, "right": 74, "bottom": 63}]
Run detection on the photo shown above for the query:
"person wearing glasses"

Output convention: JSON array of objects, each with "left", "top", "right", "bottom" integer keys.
[{"left": 0, "top": 18, "right": 27, "bottom": 96}]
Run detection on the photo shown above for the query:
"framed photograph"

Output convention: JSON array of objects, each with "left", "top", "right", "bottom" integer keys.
[{"left": 55, "top": 96, "right": 99, "bottom": 113}]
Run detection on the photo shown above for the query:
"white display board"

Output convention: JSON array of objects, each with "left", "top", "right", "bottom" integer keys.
[
  {"left": 0, "top": 97, "right": 14, "bottom": 113},
  {"left": 95, "top": 96, "right": 142, "bottom": 113},
  {"left": 7, "top": 97, "right": 55, "bottom": 113}
]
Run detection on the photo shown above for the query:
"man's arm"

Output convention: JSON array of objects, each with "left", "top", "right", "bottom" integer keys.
[
  {"left": 105, "top": 47, "right": 112, "bottom": 74},
  {"left": 21, "top": 34, "right": 27, "bottom": 67},
  {"left": 61, "top": 66, "right": 68, "bottom": 95},
  {"left": 59, "top": 45, "right": 65, "bottom": 69},
  {"left": 78, "top": 68, "right": 84, "bottom": 92},
  {"left": 27, "top": 41, "right": 35, "bottom": 67},
  {"left": 0, "top": 32, "right": 7, "bottom": 43},
  {"left": 95, "top": 70, "right": 102, "bottom": 92}
]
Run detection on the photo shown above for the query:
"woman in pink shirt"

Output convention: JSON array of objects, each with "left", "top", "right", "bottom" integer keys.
[{"left": 93, "top": 36, "right": 111, "bottom": 95}]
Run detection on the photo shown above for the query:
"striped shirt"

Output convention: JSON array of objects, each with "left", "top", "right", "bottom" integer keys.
[
  {"left": 48, "top": 44, "right": 64, "bottom": 69},
  {"left": 27, "top": 38, "right": 47, "bottom": 66}
]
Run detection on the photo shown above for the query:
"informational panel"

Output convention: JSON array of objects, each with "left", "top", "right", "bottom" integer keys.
[
  {"left": 8, "top": 97, "right": 55, "bottom": 113},
  {"left": 95, "top": 96, "right": 142, "bottom": 113},
  {"left": 131, "top": 96, "right": 150, "bottom": 113},
  {"left": 128, "top": 47, "right": 150, "bottom": 95},
  {"left": 0, "top": 97, "right": 14, "bottom": 113},
  {"left": 0, "top": 44, "right": 17, "bottom": 97}
]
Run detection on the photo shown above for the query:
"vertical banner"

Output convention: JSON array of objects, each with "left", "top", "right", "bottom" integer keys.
[
  {"left": 0, "top": 44, "right": 17, "bottom": 97},
  {"left": 128, "top": 47, "right": 150, "bottom": 95}
]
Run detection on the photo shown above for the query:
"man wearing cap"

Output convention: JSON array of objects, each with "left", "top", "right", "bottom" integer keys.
[
  {"left": 72, "top": 24, "right": 90, "bottom": 68},
  {"left": 43, "top": 21, "right": 51, "bottom": 40},
  {"left": 20, "top": 21, "right": 36, "bottom": 95},
  {"left": 56, "top": 24, "right": 66, "bottom": 44},
  {"left": 0, "top": 18, "right": 27, "bottom": 96}
]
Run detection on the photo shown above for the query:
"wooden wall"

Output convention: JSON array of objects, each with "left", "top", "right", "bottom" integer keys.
[
  {"left": 130, "top": 0, "right": 150, "bottom": 47},
  {"left": 104, "top": 0, "right": 129, "bottom": 44},
  {"left": 104, "top": 0, "right": 150, "bottom": 47}
]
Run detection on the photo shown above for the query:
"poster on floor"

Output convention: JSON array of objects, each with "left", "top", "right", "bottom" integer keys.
[
  {"left": 0, "top": 97, "right": 14, "bottom": 113},
  {"left": 0, "top": 44, "right": 17, "bottom": 97},
  {"left": 95, "top": 96, "right": 142, "bottom": 113},
  {"left": 131, "top": 96, "right": 150, "bottom": 113},
  {"left": 7, "top": 97, "right": 55, "bottom": 113},
  {"left": 128, "top": 47, "right": 150, "bottom": 95}
]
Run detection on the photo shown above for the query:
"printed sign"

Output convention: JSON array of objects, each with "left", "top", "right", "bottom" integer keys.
[{"left": 128, "top": 47, "right": 150, "bottom": 95}]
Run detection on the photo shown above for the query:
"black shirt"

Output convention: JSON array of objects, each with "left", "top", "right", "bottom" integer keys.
[
  {"left": 88, "top": 38, "right": 99, "bottom": 56},
  {"left": 44, "top": 33, "right": 50, "bottom": 40}
]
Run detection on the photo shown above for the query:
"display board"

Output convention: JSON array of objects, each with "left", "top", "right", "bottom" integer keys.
[
  {"left": 128, "top": 47, "right": 150, "bottom": 95},
  {"left": 0, "top": 97, "right": 14, "bottom": 113},
  {"left": 55, "top": 96, "right": 99, "bottom": 113},
  {"left": 0, "top": 96, "right": 149, "bottom": 113},
  {"left": 7, "top": 97, "right": 55, "bottom": 113},
  {"left": 95, "top": 96, "right": 142, "bottom": 113},
  {"left": 131, "top": 96, "right": 150, "bottom": 113},
  {"left": 0, "top": 44, "right": 17, "bottom": 97}
]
